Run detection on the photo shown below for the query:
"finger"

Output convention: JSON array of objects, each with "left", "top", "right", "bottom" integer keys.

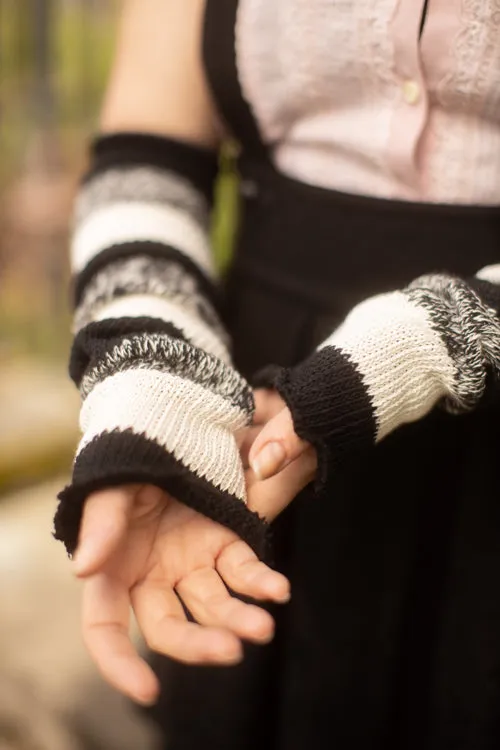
[
  {"left": 83, "top": 573, "right": 159, "bottom": 706},
  {"left": 249, "top": 407, "right": 310, "bottom": 480},
  {"left": 177, "top": 567, "right": 275, "bottom": 644},
  {"left": 253, "top": 388, "right": 285, "bottom": 424},
  {"left": 247, "top": 446, "right": 317, "bottom": 521},
  {"left": 73, "top": 486, "right": 137, "bottom": 577},
  {"left": 236, "top": 390, "right": 293, "bottom": 468},
  {"left": 236, "top": 426, "right": 263, "bottom": 468},
  {"left": 217, "top": 540, "right": 290, "bottom": 603},
  {"left": 132, "top": 583, "right": 243, "bottom": 666}
]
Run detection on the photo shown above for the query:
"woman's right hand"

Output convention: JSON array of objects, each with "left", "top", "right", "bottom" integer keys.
[
  {"left": 74, "top": 484, "right": 290, "bottom": 706},
  {"left": 239, "top": 389, "right": 318, "bottom": 520}
]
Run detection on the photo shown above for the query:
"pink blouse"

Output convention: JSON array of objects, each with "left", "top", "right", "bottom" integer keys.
[{"left": 235, "top": 0, "right": 500, "bottom": 204}]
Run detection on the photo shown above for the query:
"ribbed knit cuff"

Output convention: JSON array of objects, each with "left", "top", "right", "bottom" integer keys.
[
  {"left": 56, "top": 357, "right": 269, "bottom": 559},
  {"left": 255, "top": 348, "right": 377, "bottom": 492},
  {"left": 55, "top": 430, "right": 269, "bottom": 559}
]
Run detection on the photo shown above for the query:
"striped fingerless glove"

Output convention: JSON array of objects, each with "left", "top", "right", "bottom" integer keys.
[
  {"left": 259, "top": 269, "right": 500, "bottom": 489},
  {"left": 55, "top": 134, "right": 267, "bottom": 557}
]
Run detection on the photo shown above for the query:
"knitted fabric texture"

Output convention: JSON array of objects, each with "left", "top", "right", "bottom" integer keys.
[
  {"left": 258, "top": 269, "right": 500, "bottom": 491},
  {"left": 55, "top": 134, "right": 267, "bottom": 558}
]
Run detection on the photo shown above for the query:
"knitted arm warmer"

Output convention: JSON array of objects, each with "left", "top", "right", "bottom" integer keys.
[
  {"left": 258, "top": 268, "right": 500, "bottom": 489},
  {"left": 55, "top": 133, "right": 266, "bottom": 557}
]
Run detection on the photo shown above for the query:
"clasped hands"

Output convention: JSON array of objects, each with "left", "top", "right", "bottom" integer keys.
[{"left": 72, "top": 389, "right": 317, "bottom": 705}]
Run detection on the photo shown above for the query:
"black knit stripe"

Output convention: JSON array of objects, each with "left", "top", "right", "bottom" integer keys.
[
  {"left": 406, "top": 275, "right": 500, "bottom": 412},
  {"left": 54, "top": 430, "right": 269, "bottom": 559},
  {"left": 276, "top": 347, "right": 378, "bottom": 446},
  {"left": 256, "top": 347, "right": 377, "bottom": 490},
  {"left": 76, "top": 329, "right": 253, "bottom": 412},
  {"left": 73, "top": 242, "right": 221, "bottom": 312},
  {"left": 83, "top": 133, "right": 219, "bottom": 204},
  {"left": 69, "top": 317, "right": 188, "bottom": 385},
  {"left": 74, "top": 255, "right": 227, "bottom": 342},
  {"left": 76, "top": 165, "right": 210, "bottom": 227},
  {"left": 469, "top": 277, "right": 500, "bottom": 316}
]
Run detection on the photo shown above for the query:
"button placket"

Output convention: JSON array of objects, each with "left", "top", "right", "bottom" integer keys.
[{"left": 387, "top": 0, "right": 430, "bottom": 193}]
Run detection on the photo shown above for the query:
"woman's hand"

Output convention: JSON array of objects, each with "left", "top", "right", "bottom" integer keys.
[
  {"left": 73, "top": 389, "right": 314, "bottom": 707},
  {"left": 74, "top": 485, "right": 290, "bottom": 706},
  {"left": 240, "top": 389, "right": 318, "bottom": 521}
]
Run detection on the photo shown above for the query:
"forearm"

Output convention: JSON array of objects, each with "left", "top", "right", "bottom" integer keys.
[
  {"left": 55, "top": 133, "right": 266, "bottom": 557},
  {"left": 259, "top": 269, "right": 500, "bottom": 488}
]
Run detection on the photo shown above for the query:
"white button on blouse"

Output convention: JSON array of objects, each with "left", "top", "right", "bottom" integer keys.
[{"left": 402, "top": 80, "right": 421, "bottom": 106}]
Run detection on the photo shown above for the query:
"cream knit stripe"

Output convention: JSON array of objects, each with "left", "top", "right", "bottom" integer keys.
[
  {"left": 72, "top": 202, "right": 215, "bottom": 279},
  {"left": 76, "top": 166, "right": 209, "bottom": 226},
  {"left": 475, "top": 264, "right": 500, "bottom": 285},
  {"left": 77, "top": 368, "right": 248, "bottom": 500},
  {"left": 321, "top": 291, "right": 457, "bottom": 441},
  {"left": 79, "top": 332, "right": 250, "bottom": 408},
  {"left": 86, "top": 295, "right": 230, "bottom": 364}
]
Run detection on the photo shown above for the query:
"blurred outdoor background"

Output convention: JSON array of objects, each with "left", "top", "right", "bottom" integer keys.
[
  {"left": 0, "top": 0, "right": 236, "bottom": 746},
  {"left": 1, "top": 0, "right": 116, "bottom": 494}
]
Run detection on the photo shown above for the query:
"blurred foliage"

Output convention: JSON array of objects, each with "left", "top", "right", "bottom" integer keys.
[
  {"left": 0, "top": 0, "right": 118, "bottom": 179},
  {"left": 0, "top": 0, "right": 120, "bottom": 362},
  {"left": 213, "top": 144, "right": 240, "bottom": 273},
  {"left": 0, "top": 0, "right": 239, "bottom": 364}
]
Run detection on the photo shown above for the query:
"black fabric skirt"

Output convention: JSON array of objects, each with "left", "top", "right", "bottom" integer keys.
[
  {"left": 145, "top": 2, "right": 500, "bottom": 748},
  {"left": 147, "top": 161, "right": 500, "bottom": 750}
]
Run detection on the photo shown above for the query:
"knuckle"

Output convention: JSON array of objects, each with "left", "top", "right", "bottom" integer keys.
[{"left": 204, "top": 593, "right": 230, "bottom": 612}]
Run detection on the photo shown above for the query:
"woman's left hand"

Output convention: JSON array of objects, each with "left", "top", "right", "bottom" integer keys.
[{"left": 238, "top": 389, "right": 318, "bottom": 521}]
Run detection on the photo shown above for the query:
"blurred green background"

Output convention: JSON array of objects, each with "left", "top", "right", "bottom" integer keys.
[
  {"left": 0, "top": 0, "right": 122, "bottom": 496},
  {"left": 1, "top": 0, "right": 118, "bottom": 360}
]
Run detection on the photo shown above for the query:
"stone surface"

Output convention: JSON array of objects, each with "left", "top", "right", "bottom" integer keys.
[
  {"left": 0, "top": 359, "right": 79, "bottom": 490},
  {"left": 0, "top": 479, "right": 160, "bottom": 750}
]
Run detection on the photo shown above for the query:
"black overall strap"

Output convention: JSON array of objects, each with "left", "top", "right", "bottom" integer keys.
[
  {"left": 419, "top": 0, "right": 430, "bottom": 38},
  {"left": 202, "top": 0, "right": 270, "bottom": 163}
]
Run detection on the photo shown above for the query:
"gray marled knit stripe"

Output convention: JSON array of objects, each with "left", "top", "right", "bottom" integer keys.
[
  {"left": 74, "top": 255, "right": 228, "bottom": 344},
  {"left": 75, "top": 166, "right": 209, "bottom": 227},
  {"left": 80, "top": 332, "right": 254, "bottom": 415},
  {"left": 406, "top": 274, "right": 500, "bottom": 413}
]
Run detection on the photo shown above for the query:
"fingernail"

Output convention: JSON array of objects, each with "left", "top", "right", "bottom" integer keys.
[{"left": 251, "top": 442, "right": 286, "bottom": 480}]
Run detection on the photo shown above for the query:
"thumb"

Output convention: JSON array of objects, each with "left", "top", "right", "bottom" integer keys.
[
  {"left": 73, "top": 486, "right": 136, "bottom": 578},
  {"left": 249, "top": 407, "right": 310, "bottom": 480}
]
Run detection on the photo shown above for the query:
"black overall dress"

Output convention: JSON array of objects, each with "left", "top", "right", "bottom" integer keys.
[{"left": 148, "top": 3, "right": 500, "bottom": 748}]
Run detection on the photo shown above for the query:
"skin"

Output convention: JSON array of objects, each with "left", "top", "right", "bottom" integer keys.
[
  {"left": 75, "top": 390, "right": 316, "bottom": 705},
  {"left": 75, "top": 0, "right": 316, "bottom": 705}
]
